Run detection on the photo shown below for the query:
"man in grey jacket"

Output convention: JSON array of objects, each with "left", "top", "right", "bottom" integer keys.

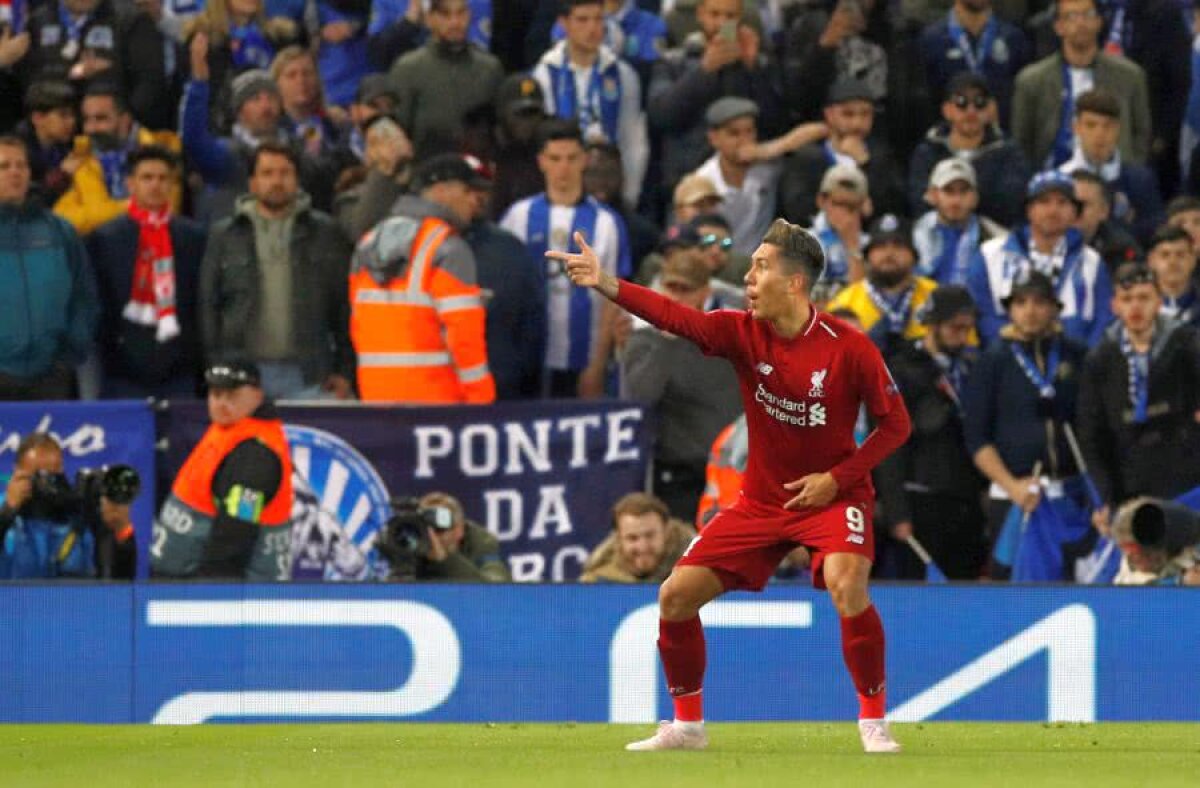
[
  {"left": 1010, "top": 0, "right": 1150, "bottom": 171},
  {"left": 199, "top": 142, "right": 355, "bottom": 400}
]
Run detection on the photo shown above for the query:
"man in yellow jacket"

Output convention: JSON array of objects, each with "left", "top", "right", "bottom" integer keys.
[
  {"left": 350, "top": 154, "right": 496, "bottom": 404},
  {"left": 54, "top": 83, "right": 182, "bottom": 236}
]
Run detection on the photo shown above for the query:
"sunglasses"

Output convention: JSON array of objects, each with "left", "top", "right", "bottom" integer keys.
[
  {"left": 699, "top": 234, "right": 733, "bottom": 251},
  {"left": 951, "top": 94, "right": 989, "bottom": 110}
]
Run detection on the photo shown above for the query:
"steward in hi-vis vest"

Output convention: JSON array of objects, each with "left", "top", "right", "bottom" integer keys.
[
  {"left": 152, "top": 361, "right": 294, "bottom": 580},
  {"left": 350, "top": 154, "right": 496, "bottom": 404}
]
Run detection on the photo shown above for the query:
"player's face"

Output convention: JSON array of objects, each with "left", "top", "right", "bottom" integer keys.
[
  {"left": 744, "top": 243, "right": 801, "bottom": 320},
  {"left": 929, "top": 180, "right": 977, "bottom": 225},
  {"left": 1112, "top": 283, "right": 1161, "bottom": 334},
  {"left": 1027, "top": 192, "right": 1077, "bottom": 239},
  {"left": 1147, "top": 239, "right": 1196, "bottom": 291},
  {"left": 616, "top": 512, "right": 669, "bottom": 576},
  {"left": 1007, "top": 293, "right": 1058, "bottom": 338},
  {"left": 208, "top": 386, "right": 265, "bottom": 427}
]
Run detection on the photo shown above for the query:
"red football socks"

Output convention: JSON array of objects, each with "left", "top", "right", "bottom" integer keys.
[
  {"left": 658, "top": 616, "right": 706, "bottom": 722},
  {"left": 840, "top": 604, "right": 887, "bottom": 720}
]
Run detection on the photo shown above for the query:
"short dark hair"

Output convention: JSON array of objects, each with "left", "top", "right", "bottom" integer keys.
[
  {"left": 1167, "top": 195, "right": 1200, "bottom": 219},
  {"left": 560, "top": 0, "right": 603, "bottom": 15},
  {"left": 249, "top": 140, "right": 301, "bottom": 176},
  {"left": 126, "top": 145, "right": 179, "bottom": 174},
  {"left": 761, "top": 218, "right": 825, "bottom": 287},
  {"left": 611, "top": 492, "right": 669, "bottom": 530},
  {"left": 81, "top": 81, "right": 129, "bottom": 114},
  {"left": 25, "top": 81, "right": 76, "bottom": 113},
  {"left": 1074, "top": 88, "right": 1121, "bottom": 120},
  {"left": 1069, "top": 168, "right": 1111, "bottom": 207},
  {"left": 1148, "top": 224, "right": 1193, "bottom": 252},
  {"left": 535, "top": 117, "right": 584, "bottom": 153},
  {"left": 692, "top": 213, "right": 731, "bottom": 232},
  {"left": 429, "top": 0, "right": 466, "bottom": 13},
  {"left": 15, "top": 432, "right": 62, "bottom": 464}
]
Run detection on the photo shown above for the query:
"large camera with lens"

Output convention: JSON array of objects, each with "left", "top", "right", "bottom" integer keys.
[
  {"left": 27, "top": 464, "right": 141, "bottom": 526},
  {"left": 375, "top": 497, "right": 454, "bottom": 576}
]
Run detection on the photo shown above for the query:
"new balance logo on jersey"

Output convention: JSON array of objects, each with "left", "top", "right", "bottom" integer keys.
[
  {"left": 846, "top": 533, "right": 865, "bottom": 545},
  {"left": 808, "top": 369, "right": 827, "bottom": 398},
  {"left": 757, "top": 363, "right": 774, "bottom": 376}
]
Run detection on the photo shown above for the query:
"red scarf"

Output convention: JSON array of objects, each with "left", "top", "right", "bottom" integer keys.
[{"left": 124, "top": 199, "right": 179, "bottom": 342}]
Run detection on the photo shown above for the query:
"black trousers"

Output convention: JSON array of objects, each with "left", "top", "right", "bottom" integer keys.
[
  {"left": 0, "top": 365, "right": 74, "bottom": 401},
  {"left": 885, "top": 490, "right": 987, "bottom": 581}
]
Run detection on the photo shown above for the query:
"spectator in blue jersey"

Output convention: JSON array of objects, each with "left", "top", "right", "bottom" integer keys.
[
  {"left": 912, "top": 158, "right": 1005, "bottom": 287},
  {"left": 917, "top": 0, "right": 1030, "bottom": 129},
  {"left": 532, "top": 0, "right": 648, "bottom": 209},
  {"left": 971, "top": 171, "right": 1113, "bottom": 347},
  {"left": 1146, "top": 225, "right": 1200, "bottom": 330},
  {"left": 646, "top": 0, "right": 784, "bottom": 200},
  {"left": 0, "top": 136, "right": 98, "bottom": 401},
  {"left": 907, "top": 72, "right": 1029, "bottom": 228},
  {"left": 499, "top": 119, "right": 631, "bottom": 397},
  {"left": 1056, "top": 88, "right": 1162, "bottom": 246},
  {"left": 386, "top": 0, "right": 503, "bottom": 157},
  {"left": 314, "top": 0, "right": 371, "bottom": 108},
  {"left": 550, "top": 0, "right": 667, "bottom": 88}
]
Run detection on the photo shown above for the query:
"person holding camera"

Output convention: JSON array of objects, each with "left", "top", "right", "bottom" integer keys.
[
  {"left": 1109, "top": 497, "right": 1200, "bottom": 586},
  {"left": 376, "top": 491, "right": 510, "bottom": 582},
  {"left": 151, "top": 361, "right": 294, "bottom": 581},
  {"left": 0, "top": 432, "right": 136, "bottom": 580}
]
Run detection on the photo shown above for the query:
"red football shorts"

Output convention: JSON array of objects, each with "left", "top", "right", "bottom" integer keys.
[{"left": 677, "top": 495, "right": 875, "bottom": 591}]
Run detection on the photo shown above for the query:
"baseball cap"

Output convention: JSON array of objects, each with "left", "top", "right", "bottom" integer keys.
[
  {"left": 929, "top": 157, "right": 977, "bottom": 190},
  {"left": 819, "top": 164, "right": 868, "bottom": 198},
  {"left": 1026, "top": 170, "right": 1082, "bottom": 210},
  {"left": 1001, "top": 269, "right": 1061, "bottom": 309},
  {"left": 205, "top": 361, "right": 262, "bottom": 390},
  {"left": 659, "top": 223, "right": 702, "bottom": 252},
  {"left": 496, "top": 73, "right": 546, "bottom": 113},
  {"left": 412, "top": 153, "right": 493, "bottom": 191},
  {"left": 825, "top": 77, "right": 874, "bottom": 107},
  {"left": 705, "top": 96, "right": 759, "bottom": 128},
  {"left": 865, "top": 213, "right": 916, "bottom": 255},
  {"left": 660, "top": 252, "right": 710, "bottom": 291},
  {"left": 917, "top": 285, "right": 977, "bottom": 325},
  {"left": 673, "top": 174, "right": 722, "bottom": 207}
]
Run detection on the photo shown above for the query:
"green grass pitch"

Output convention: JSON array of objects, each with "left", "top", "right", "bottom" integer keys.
[{"left": 1, "top": 723, "right": 1196, "bottom": 787}]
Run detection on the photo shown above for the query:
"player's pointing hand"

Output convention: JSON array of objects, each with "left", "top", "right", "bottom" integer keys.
[{"left": 545, "top": 231, "right": 600, "bottom": 287}]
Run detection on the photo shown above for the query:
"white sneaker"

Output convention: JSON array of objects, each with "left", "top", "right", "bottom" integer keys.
[
  {"left": 858, "top": 718, "right": 902, "bottom": 754},
  {"left": 625, "top": 721, "right": 708, "bottom": 751}
]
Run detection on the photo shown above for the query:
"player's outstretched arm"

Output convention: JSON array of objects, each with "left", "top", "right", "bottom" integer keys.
[{"left": 545, "top": 232, "right": 620, "bottom": 301}]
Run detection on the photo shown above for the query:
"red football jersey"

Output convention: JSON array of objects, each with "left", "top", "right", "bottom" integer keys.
[{"left": 615, "top": 282, "right": 910, "bottom": 509}]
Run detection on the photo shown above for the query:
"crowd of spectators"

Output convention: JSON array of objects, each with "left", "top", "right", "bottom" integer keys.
[{"left": 2, "top": 0, "right": 1200, "bottom": 583}]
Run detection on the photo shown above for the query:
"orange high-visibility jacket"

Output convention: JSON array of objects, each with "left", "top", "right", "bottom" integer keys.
[
  {"left": 349, "top": 214, "right": 495, "bottom": 404},
  {"left": 696, "top": 414, "right": 748, "bottom": 529}
]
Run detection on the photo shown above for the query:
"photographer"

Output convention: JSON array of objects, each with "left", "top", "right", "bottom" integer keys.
[
  {"left": 0, "top": 433, "right": 136, "bottom": 580},
  {"left": 376, "top": 492, "right": 510, "bottom": 582},
  {"left": 152, "top": 361, "right": 294, "bottom": 581},
  {"left": 1110, "top": 497, "right": 1200, "bottom": 586}
]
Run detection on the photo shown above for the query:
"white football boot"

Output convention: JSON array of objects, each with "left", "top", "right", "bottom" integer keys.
[
  {"left": 858, "top": 718, "right": 902, "bottom": 753},
  {"left": 625, "top": 721, "right": 709, "bottom": 751}
]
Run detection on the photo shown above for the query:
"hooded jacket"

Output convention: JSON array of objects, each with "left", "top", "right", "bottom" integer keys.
[{"left": 580, "top": 518, "right": 697, "bottom": 583}]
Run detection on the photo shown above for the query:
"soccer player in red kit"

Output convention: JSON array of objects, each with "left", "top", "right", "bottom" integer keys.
[{"left": 547, "top": 219, "right": 911, "bottom": 754}]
